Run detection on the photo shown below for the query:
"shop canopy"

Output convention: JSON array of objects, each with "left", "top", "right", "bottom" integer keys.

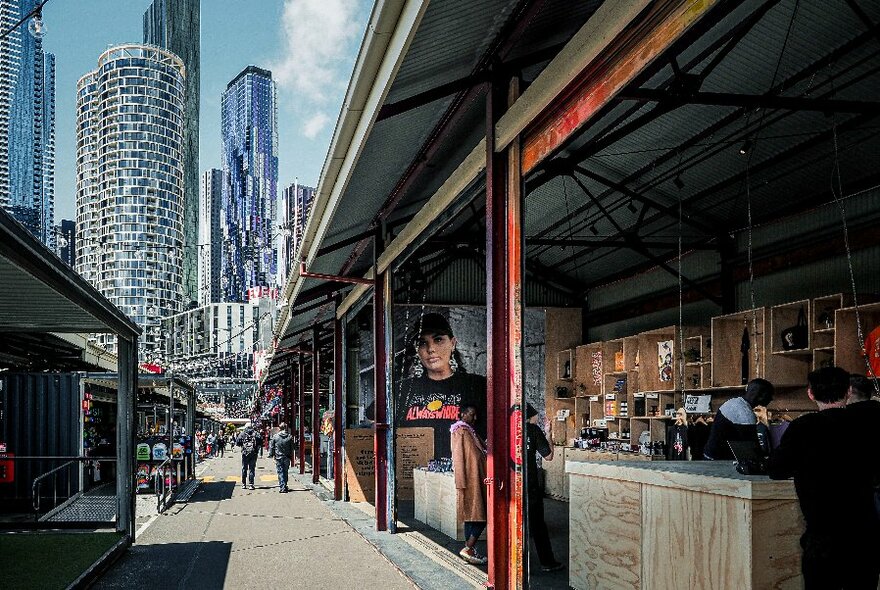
[
  {"left": 268, "top": 0, "right": 880, "bottom": 365},
  {"left": 0, "top": 207, "right": 140, "bottom": 366}
]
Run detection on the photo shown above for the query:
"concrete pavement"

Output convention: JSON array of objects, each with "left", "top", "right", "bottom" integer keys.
[{"left": 94, "top": 452, "right": 417, "bottom": 590}]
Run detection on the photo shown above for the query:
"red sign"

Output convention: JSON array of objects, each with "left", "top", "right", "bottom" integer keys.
[{"left": 0, "top": 453, "right": 14, "bottom": 483}]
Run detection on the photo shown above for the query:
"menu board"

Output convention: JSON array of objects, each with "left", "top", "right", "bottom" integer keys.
[
  {"left": 395, "top": 428, "right": 433, "bottom": 500},
  {"left": 344, "top": 427, "right": 434, "bottom": 503},
  {"left": 344, "top": 429, "right": 375, "bottom": 503}
]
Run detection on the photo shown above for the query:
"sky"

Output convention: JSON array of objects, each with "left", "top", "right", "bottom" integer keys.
[{"left": 42, "top": 0, "right": 372, "bottom": 221}]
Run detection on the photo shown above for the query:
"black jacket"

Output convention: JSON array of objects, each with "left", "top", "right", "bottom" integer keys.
[
  {"left": 269, "top": 431, "right": 294, "bottom": 460},
  {"left": 704, "top": 397, "right": 760, "bottom": 460}
]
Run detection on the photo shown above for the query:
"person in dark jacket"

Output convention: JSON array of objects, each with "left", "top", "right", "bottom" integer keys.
[
  {"left": 268, "top": 423, "right": 295, "bottom": 493},
  {"left": 526, "top": 404, "right": 563, "bottom": 573},
  {"left": 236, "top": 424, "right": 261, "bottom": 490},
  {"left": 769, "top": 367, "right": 880, "bottom": 589},
  {"left": 704, "top": 378, "right": 774, "bottom": 460}
]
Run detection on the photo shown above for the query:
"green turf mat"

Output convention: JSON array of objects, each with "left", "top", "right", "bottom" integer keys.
[{"left": 0, "top": 531, "right": 123, "bottom": 590}]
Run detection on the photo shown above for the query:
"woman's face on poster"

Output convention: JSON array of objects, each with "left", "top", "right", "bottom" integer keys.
[{"left": 417, "top": 331, "right": 456, "bottom": 378}]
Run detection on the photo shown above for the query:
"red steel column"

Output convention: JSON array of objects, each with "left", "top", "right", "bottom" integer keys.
[
  {"left": 334, "top": 315, "right": 344, "bottom": 500},
  {"left": 373, "top": 270, "right": 389, "bottom": 531},
  {"left": 298, "top": 354, "right": 306, "bottom": 475},
  {"left": 486, "top": 76, "right": 525, "bottom": 590},
  {"left": 312, "top": 327, "right": 321, "bottom": 484}
]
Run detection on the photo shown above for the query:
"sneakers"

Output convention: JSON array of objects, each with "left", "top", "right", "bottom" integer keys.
[
  {"left": 249, "top": 484, "right": 255, "bottom": 490},
  {"left": 241, "top": 483, "right": 247, "bottom": 490},
  {"left": 459, "top": 546, "right": 488, "bottom": 566},
  {"left": 540, "top": 561, "right": 565, "bottom": 573}
]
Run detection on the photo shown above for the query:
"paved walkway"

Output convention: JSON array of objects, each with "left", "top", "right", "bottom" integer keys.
[{"left": 94, "top": 453, "right": 417, "bottom": 590}]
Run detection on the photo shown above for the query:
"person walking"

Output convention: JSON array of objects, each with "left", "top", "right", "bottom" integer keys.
[
  {"left": 268, "top": 422, "right": 295, "bottom": 493},
  {"left": 206, "top": 431, "right": 215, "bottom": 457},
  {"left": 451, "top": 404, "right": 487, "bottom": 566},
  {"left": 237, "top": 424, "right": 259, "bottom": 490},
  {"left": 216, "top": 432, "right": 225, "bottom": 458}
]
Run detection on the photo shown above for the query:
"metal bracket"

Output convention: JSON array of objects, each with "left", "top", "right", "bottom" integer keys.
[{"left": 299, "top": 262, "right": 376, "bottom": 285}]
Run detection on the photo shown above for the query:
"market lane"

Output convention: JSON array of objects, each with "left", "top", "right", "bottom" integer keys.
[{"left": 94, "top": 452, "right": 416, "bottom": 590}]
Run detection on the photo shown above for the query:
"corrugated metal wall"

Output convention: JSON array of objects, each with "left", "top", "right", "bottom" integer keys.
[{"left": 1, "top": 373, "right": 82, "bottom": 502}]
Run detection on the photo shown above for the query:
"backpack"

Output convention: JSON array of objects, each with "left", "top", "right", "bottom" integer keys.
[{"left": 241, "top": 430, "right": 256, "bottom": 454}]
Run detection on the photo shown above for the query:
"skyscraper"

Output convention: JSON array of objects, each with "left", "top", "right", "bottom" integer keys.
[
  {"left": 144, "top": 0, "right": 200, "bottom": 305},
  {"left": 199, "top": 169, "right": 223, "bottom": 305},
  {"left": 76, "top": 45, "right": 186, "bottom": 356},
  {"left": 279, "top": 181, "right": 315, "bottom": 286},
  {"left": 0, "top": 1, "right": 55, "bottom": 247},
  {"left": 55, "top": 218, "right": 75, "bottom": 267},
  {"left": 221, "top": 66, "right": 278, "bottom": 303}
]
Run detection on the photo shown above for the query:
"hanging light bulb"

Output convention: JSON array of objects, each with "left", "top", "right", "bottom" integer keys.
[{"left": 28, "top": 12, "right": 46, "bottom": 39}]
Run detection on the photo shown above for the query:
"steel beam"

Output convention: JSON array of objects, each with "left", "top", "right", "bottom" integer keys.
[
  {"left": 487, "top": 76, "right": 526, "bottom": 590},
  {"left": 373, "top": 270, "right": 389, "bottom": 531},
  {"left": 116, "top": 335, "right": 136, "bottom": 538},
  {"left": 618, "top": 88, "right": 880, "bottom": 115},
  {"left": 333, "top": 314, "right": 344, "bottom": 501},
  {"left": 298, "top": 355, "right": 306, "bottom": 475},
  {"left": 522, "top": 0, "right": 720, "bottom": 174},
  {"left": 312, "top": 326, "right": 321, "bottom": 484}
]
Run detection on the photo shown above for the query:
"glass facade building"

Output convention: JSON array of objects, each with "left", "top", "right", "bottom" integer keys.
[
  {"left": 76, "top": 44, "right": 186, "bottom": 356},
  {"left": 199, "top": 168, "right": 223, "bottom": 305},
  {"left": 144, "top": 0, "right": 200, "bottom": 305},
  {"left": 0, "top": 0, "right": 55, "bottom": 247},
  {"left": 220, "top": 66, "right": 278, "bottom": 303},
  {"left": 279, "top": 181, "right": 315, "bottom": 286}
]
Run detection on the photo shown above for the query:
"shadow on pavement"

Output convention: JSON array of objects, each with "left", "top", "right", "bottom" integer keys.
[
  {"left": 93, "top": 541, "right": 231, "bottom": 589},
  {"left": 395, "top": 496, "right": 570, "bottom": 589},
  {"left": 188, "top": 481, "right": 236, "bottom": 502}
]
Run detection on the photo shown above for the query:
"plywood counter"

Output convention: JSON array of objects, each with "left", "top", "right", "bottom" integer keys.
[
  {"left": 567, "top": 460, "right": 804, "bottom": 590},
  {"left": 413, "top": 468, "right": 485, "bottom": 541}
]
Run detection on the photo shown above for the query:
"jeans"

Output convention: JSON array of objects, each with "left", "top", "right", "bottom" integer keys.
[
  {"left": 241, "top": 452, "right": 257, "bottom": 485},
  {"left": 464, "top": 521, "right": 485, "bottom": 543},
  {"left": 801, "top": 532, "right": 880, "bottom": 589},
  {"left": 275, "top": 456, "right": 291, "bottom": 490}
]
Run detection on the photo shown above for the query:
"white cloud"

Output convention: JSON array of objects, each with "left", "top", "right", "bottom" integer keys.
[
  {"left": 302, "top": 112, "right": 330, "bottom": 139},
  {"left": 272, "top": 0, "right": 364, "bottom": 102}
]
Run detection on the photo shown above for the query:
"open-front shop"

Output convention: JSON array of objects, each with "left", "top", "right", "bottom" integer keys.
[{"left": 260, "top": 0, "right": 880, "bottom": 588}]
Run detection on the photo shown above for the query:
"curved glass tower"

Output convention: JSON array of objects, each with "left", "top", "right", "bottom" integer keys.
[{"left": 75, "top": 44, "right": 186, "bottom": 355}]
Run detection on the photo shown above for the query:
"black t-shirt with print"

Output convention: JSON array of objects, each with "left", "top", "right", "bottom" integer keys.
[{"left": 397, "top": 372, "right": 487, "bottom": 459}]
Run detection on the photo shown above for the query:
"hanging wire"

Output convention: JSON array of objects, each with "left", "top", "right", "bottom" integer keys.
[
  {"left": 828, "top": 88, "right": 880, "bottom": 393},
  {"left": 676, "top": 153, "right": 686, "bottom": 394}
]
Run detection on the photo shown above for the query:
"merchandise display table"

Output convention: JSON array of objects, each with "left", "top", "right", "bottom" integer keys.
[
  {"left": 567, "top": 460, "right": 803, "bottom": 590},
  {"left": 413, "top": 468, "right": 481, "bottom": 541}
]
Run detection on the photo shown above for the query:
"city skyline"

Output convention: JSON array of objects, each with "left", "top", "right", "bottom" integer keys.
[{"left": 40, "top": 0, "right": 371, "bottom": 222}]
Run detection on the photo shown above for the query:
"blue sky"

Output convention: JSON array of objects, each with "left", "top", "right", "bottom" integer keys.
[{"left": 42, "top": 0, "right": 371, "bottom": 220}]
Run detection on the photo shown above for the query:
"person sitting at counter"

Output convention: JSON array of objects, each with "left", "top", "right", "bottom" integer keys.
[
  {"left": 703, "top": 378, "right": 774, "bottom": 460},
  {"left": 768, "top": 367, "right": 880, "bottom": 589},
  {"left": 451, "top": 403, "right": 488, "bottom": 566}
]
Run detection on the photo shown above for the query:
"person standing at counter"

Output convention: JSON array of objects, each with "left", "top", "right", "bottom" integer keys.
[
  {"left": 396, "top": 312, "right": 487, "bottom": 459},
  {"left": 768, "top": 367, "right": 880, "bottom": 589},
  {"left": 704, "top": 378, "right": 774, "bottom": 460},
  {"left": 525, "top": 405, "right": 564, "bottom": 573},
  {"left": 451, "top": 404, "right": 488, "bottom": 566}
]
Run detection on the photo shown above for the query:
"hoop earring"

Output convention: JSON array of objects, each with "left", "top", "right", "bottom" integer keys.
[
  {"left": 412, "top": 357, "right": 424, "bottom": 378},
  {"left": 449, "top": 352, "right": 458, "bottom": 373}
]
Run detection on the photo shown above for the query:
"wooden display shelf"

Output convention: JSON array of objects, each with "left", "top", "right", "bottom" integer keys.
[
  {"left": 557, "top": 349, "right": 574, "bottom": 381},
  {"left": 834, "top": 302, "right": 880, "bottom": 375},
  {"left": 576, "top": 343, "right": 603, "bottom": 397},
  {"left": 770, "top": 299, "right": 811, "bottom": 354},
  {"left": 602, "top": 339, "right": 625, "bottom": 374}
]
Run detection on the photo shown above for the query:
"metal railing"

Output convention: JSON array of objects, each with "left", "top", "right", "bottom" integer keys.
[
  {"left": 30, "top": 457, "right": 116, "bottom": 519},
  {"left": 154, "top": 456, "right": 173, "bottom": 513}
]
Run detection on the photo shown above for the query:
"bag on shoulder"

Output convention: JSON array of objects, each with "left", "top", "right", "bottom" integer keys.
[{"left": 242, "top": 431, "right": 256, "bottom": 454}]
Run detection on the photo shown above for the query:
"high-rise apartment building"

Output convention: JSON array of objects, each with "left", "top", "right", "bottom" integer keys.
[
  {"left": 221, "top": 66, "right": 278, "bottom": 303},
  {"left": 144, "top": 0, "right": 200, "bottom": 305},
  {"left": 76, "top": 45, "right": 186, "bottom": 356},
  {"left": 199, "top": 169, "right": 223, "bottom": 305},
  {"left": 0, "top": 1, "right": 55, "bottom": 247},
  {"left": 279, "top": 181, "right": 315, "bottom": 285}
]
